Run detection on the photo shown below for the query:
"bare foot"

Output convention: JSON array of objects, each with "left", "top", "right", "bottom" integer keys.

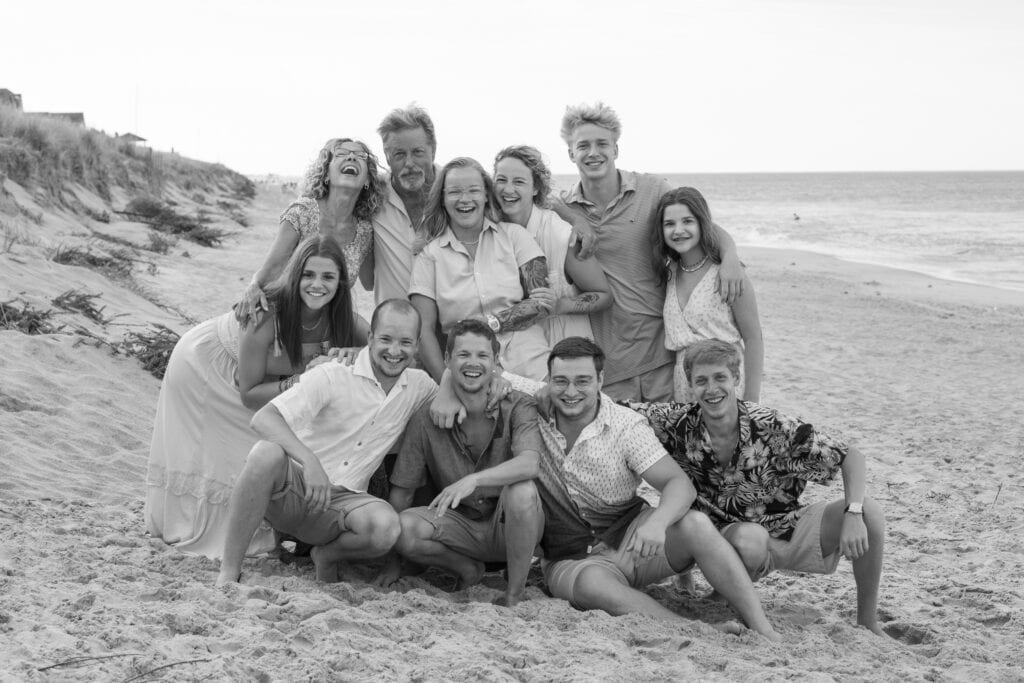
[
  {"left": 215, "top": 570, "right": 241, "bottom": 587},
  {"left": 451, "top": 560, "right": 486, "bottom": 591},
  {"left": 494, "top": 591, "right": 527, "bottom": 607},
  {"left": 310, "top": 546, "right": 340, "bottom": 583}
]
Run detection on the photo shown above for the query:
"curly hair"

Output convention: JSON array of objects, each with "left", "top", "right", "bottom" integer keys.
[
  {"left": 421, "top": 157, "right": 498, "bottom": 242},
  {"left": 494, "top": 145, "right": 552, "bottom": 209},
  {"left": 300, "top": 138, "right": 388, "bottom": 221},
  {"left": 266, "top": 235, "right": 356, "bottom": 368},
  {"left": 650, "top": 186, "right": 722, "bottom": 286},
  {"left": 559, "top": 102, "right": 622, "bottom": 145}
]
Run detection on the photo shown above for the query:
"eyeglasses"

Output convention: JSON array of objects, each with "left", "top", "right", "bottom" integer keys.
[{"left": 332, "top": 147, "right": 369, "bottom": 161}]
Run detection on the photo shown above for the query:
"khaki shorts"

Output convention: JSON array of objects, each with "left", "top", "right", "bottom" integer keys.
[
  {"left": 542, "top": 507, "right": 686, "bottom": 606},
  {"left": 265, "top": 458, "right": 383, "bottom": 546},
  {"left": 755, "top": 500, "right": 841, "bottom": 577},
  {"left": 602, "top": 363, "right": 675, "bottom": 402},
  {"left": 404, "top": 483, "right": 542, "bottom": 563}
]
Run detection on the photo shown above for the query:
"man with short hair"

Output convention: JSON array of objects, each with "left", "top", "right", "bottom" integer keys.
[
  {"left": 628, "top": 339, "right": 887, "bottom": 635},
  {"left": 552, "top": 102, "right": 745, "bottom": 402},
  {"left": 379, "top": 319, "right": 544, "bottom": 606},
  {"left": 216, "top": 299, "right": 437, "bottom": 585},
  {"left": 364, "top": 104, "right": 440, "bottom": 304},
  {"left": 505, "top": 337, "right": 779, "bottom": 638}
]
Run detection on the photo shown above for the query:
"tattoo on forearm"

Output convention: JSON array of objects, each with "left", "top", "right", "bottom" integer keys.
[
  {"left": 519, "top": 257, "right": 549, "bottom": 291},
  {"left": 567, "top": 292, "right": 601, "bottom": 313},
  {"left": 496, "top": 300, "right": 548, "bottom": 331}
]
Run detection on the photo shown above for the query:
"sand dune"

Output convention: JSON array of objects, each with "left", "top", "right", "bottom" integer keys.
[{"left": 1, "top": 180, "right": 1022, "bottom": 681}]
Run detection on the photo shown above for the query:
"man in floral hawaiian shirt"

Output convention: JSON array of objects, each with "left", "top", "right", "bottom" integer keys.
[{"left": 628, "top": 339, "right": 887, "bottom": 636}]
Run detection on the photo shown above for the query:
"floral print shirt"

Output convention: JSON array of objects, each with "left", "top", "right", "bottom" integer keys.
[{"left": 625, "top": 400, "right": 847, "bottom": 540}]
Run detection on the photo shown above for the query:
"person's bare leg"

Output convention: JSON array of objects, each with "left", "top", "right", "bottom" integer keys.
[
  {"left": 820, "top": 498, "right": 887, "bottom": 636},
  {"left": 721, "top": 522, "right": 772, "bottom": 581},
  {"left": 497, "top": 481, "right": 544, "bottom": 607},
  {"left": 394, "top": 512, "right": 485, "bottom": 588},
  {"left": 216, "top": 441, "right": 288, "bottom": 586},
  {"left": 666, "top": 511, "right": 779, "bottom": 640},
  {"left": 573, "top": 565, "right": 682, "bottom": 619},
  {"left": 310, "top": 502, "right": 400, "bottom": 582}
]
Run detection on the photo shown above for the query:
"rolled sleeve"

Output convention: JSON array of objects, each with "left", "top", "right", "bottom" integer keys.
[
  {"left": 509, "top": 394, "right": 543, "bottom": 456},
  {"left": 270, "top": 364, "right": 333, "bottom": 434},
  {"left": 407, "top": 250, "right": 438, "bottom": 300}
]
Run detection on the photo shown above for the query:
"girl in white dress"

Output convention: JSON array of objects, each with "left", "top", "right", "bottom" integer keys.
[
  {"left": 652, "top": 187, "right": 763, "bottom": 403},
  {"left": 145, "top": 236, "right": 359, "bottom": 559}
]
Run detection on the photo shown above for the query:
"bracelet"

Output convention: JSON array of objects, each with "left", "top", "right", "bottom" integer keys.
[{"left": 278, "top": 374, "right": 299, "bottom": 393}]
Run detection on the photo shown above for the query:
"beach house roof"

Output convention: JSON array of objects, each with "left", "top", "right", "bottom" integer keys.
[{"left": 0, "top": 88, "right": 23, "bottom": 110}]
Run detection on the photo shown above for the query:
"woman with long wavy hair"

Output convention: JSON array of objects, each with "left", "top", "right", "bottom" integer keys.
[
  {"left": 235, "top": 138, "right": 387, "bottom": 327},
  {"left": 146, "top": 236, "right": 358, "bottom": 559}
]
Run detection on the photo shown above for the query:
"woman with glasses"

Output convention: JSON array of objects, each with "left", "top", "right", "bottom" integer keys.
[
  {"left": 235, "top": 138, "right": 389, "bottom": 326},
  {"left": 409, "top": 157, "right": 552, "bottom": 381}
]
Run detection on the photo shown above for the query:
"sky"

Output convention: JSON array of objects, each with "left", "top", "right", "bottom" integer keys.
[{"left": 3, "top": 0, "right": 1022, "bottom": 176}]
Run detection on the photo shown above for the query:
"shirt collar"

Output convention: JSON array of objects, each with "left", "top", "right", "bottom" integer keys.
[
  {"left": 437, "top": 218, "right": 499, "bottom": 249},
  {"left": 352, "top": 346, "right": 409, "bottom": 390},
  {"left": 564, "top": 171, "right": 635, "bottom": 207}
]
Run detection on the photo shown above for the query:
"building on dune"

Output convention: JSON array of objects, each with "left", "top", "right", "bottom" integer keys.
[{"left": 0, "top": 88, "right": 24, "bottom": 111}]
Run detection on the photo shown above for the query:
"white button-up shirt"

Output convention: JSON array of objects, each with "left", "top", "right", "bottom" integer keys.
[{"left": 271, "top": 348, "right": 437, "bottom": 491}]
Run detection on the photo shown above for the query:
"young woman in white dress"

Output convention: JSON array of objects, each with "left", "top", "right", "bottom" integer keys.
[{"left": 652, "top": 187, "right": 763, "bottom": 403}]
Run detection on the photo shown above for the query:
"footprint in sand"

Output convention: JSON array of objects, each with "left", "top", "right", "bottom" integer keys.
[{"left": 883, "top": 622, "right": 935, "bottom": 645}]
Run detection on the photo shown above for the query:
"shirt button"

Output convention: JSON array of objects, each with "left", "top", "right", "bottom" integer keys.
[
  {"left": 357, "top": 442, "right": 362, "bottom": 447},
  {"left": 343, "top": 461, "right": 349, "bottom": 466}
]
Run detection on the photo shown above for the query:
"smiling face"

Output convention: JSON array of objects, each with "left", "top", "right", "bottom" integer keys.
[
  {"left": 298, "top": 255, "right": 341, "bottom": 312},
  {"left": 446, "top": 332, "right": 495, "bottom": 395},
  {"left": 662, "top": 203, "right": 703, "bottom": 260},
  {"left": 328, "top": 141, "right": 370, "bottom": 189},
  {"left": 383, "top": 127, "right": 435, "bottom": 193},
  {"left": 443, "top": 166, "right": 487, "bottom": 232},
  {"left": 567, "top": 123, "right": 618, "bottom": 182},
  {"left": 367, "top": 307, "right": 420, "bottom": 382},
  {"left": 548, "top": 356, "right": 603, "bottom": 422},
  {"left": 688, "top": 362, "right": 740, "bottom": 420},
  {"left": 493, "top": 156, "right": 537, "bottom": 225}
]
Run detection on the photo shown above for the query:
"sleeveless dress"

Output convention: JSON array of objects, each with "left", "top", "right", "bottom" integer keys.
[
  {"left": 663, "top": 262, "right": 745, "bottom": 402},
  {"left": 280, "top": 197, "right": 372, "bottom": 287}
]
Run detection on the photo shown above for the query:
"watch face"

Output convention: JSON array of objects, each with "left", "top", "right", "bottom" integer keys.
[{"left": 847, "top": 503, "right": 863, "bottom": 514}]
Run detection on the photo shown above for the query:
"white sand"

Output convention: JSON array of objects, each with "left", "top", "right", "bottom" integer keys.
[{"left": 1, "top": 181, "right": 1023, "bottom": 681}]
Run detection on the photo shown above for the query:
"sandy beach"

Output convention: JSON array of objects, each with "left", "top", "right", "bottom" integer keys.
[{"left": 2, "top": 180, "right": 1023, "bottom": 682}]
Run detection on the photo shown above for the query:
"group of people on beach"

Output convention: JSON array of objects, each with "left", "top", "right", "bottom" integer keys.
[{"left": 144, "top": 102, "right": 886, "bottom": 639}]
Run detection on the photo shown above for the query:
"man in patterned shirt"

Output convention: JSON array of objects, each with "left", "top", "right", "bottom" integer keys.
[
  {"left": 628, "top": 339, "right": 887, "bottom": 636},
  {"left": 504, "top": 337, "right": 779, "bottom": 639}
]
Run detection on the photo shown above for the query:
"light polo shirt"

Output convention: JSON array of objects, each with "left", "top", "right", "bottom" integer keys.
[
  {"left": 408, "top": 219, "right": 543, "bottom": 333},
  {"left": 270, "top": 348, "right": 437, "bottom": 491},
  {"left": 555, "top": 171, "right": 674, "bottom": 385},
  {"left": 505, "top": 374, "right": 666, "bottom": 529},
  {"left": 370, "top": 176, "right": 420, "bottom": 305}
]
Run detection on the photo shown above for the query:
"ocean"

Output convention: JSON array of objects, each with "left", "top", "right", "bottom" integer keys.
[{"left": 554, "top": 171, "right": 1024, "bottom": 293}]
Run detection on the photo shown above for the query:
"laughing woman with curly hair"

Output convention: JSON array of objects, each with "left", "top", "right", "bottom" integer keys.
[{"left": 235, "top": 138, "right": 389, "bottom": 326}]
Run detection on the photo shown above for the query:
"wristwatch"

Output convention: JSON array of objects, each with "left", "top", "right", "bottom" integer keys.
[
  {"left": 844, "top": 502, "right": 864, "bottom": 515},
  {"left": 486, "top": 314, "right": 501, "bottom": 333}
]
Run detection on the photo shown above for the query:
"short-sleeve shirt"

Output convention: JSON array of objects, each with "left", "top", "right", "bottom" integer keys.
[
  {"left": 270, "top": 348, "right": 437, "bottom": 491},
  {"left": 408, "top": 219, "right": 544, "bottom": 333},
  {"left": 506, "top": 373, "right": 668, "bottom": 559},
  {"left": 390, "top": 391, "right": 542, "bottom": 520},
  {"left": 627, "top": 399, "right": 847, "bottom": 539},
  {"left": 279, "top": 197, "right": 373, "bottom": 288},
  {"left": 370, "top": 177, "right": 419, "bottom": 305},
  {"left": 555, "top": 171, "right": 674, "bottom": 384}
]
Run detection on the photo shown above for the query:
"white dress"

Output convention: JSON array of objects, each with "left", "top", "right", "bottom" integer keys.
[
  {"left": 663, "top": 262, "right": 745, "bottom": 402},
  {"left": 144, "top": 313, "right": 277, "bottom": 559}
]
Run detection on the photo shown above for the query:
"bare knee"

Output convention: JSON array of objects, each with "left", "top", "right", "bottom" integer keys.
[
  {"left": 356, "top": 503, "right": 401, "bottom": 554},
  {"left": 724, "top": 524, "right": 770, "bottom": 576},
  {"left": 573, "top": 565, "right": 618, "bottom": 610},
  {"left": 673, "top": 509, "right": 716, "bottom": 539},
  {"left": 503, "top": 480, "right": 541, "bottom": 517},
  {"left": 245, "top": 440, "right": 288, "bottom": 478},
  {"left": 863, "top": 497, "right": 886, "bottom": 538},
  {"left": 395, "top": 511, "right": 433, "bottom": 554}
]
